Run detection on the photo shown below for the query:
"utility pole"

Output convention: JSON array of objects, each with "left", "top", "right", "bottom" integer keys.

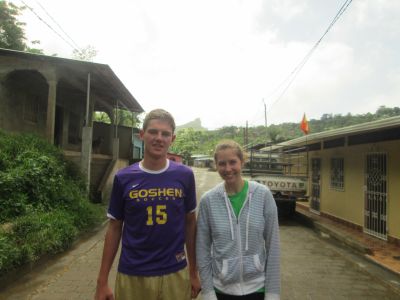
[
  {"left": 263, "top": 98, "right": 267, "bottom": 127},
  {"left": 263, "top": 98, "right": 269, "bottom": 149},
  {"left": 245, "top": 121, "right": 248, "bottom": 146}
]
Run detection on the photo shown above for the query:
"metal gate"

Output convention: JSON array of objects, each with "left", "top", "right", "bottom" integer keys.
[
  {"left": 310, "top": 158, "right": 321, "bottom": 213},
  {"left": 364, "top": 153, "right": 387, "bottom": 240}
]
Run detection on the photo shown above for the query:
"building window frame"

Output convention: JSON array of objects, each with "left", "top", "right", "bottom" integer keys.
[{"left": 330, "top": 157, "right": 344, "bottom": 191}]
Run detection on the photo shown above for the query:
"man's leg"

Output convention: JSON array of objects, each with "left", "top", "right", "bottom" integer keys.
[
  {"left": 114, "top": 272, "right": 161, "bottom": 300},
  {"left": 160, "top": 267, "right": 191, "bottom": 300}
]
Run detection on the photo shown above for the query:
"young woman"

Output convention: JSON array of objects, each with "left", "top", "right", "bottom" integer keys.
[{"left": 196, "top": 140, "right": 280, "bottom": 300}]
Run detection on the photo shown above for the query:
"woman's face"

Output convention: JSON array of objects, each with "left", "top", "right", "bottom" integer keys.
[{"left": 215, "top": 148, "right": 243, "bottom": 186}]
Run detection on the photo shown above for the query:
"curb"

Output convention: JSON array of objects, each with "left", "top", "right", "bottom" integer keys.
[
  {"left": 313, "top": 221, "right": 373, "bottom": 255},
  {"left": 294, "top": 211, "right": 372, "bottom": 255}
]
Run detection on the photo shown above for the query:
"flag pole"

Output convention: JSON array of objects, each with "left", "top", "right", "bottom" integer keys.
[
  {"left": 300, "top": 113, "right": 309, "bottom": 177},
  {"left": 306, "top": 134, "right": 309, "bottom": 177}
]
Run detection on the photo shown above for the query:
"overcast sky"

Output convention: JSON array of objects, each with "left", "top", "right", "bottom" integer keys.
[{"left": 12, "top": 0, "right": 400, "bottom": 129}]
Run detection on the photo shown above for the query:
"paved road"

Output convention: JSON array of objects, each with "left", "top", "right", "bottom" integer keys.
[
  {"left": 1, "top": 167, "right": 399, "bottom": 299},
  {"left": 280, "top": 220, "right": 399, "bottom": 299}
]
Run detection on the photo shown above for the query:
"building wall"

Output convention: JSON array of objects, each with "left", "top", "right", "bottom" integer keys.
[
  {"left": 0, "top": 70, "right": 48, "bottom": 137},
  {"left": 386, "top": 140, "right": 400, "bottom": 240},
  {"left": 308, "top": 139, "right": 400, "bottom": 240},
  {"left": 118, "top": 125, "right": 136, "bottom": 159},
  {"left": 101, "top": 158, "right": 130, "bottom": 203}
]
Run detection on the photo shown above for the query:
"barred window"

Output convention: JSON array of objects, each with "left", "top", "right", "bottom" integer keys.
[
  {"left": 330, "top": 157, "right": 344, "bottom": 190},
  {"left": 23, "top": 95, "right": 39, "bottom": 123}
]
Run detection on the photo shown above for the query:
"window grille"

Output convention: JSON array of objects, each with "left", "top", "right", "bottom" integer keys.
[
  {"left": 311, "top": 158, "right": 321, "bottom": 212},
  {"left": 330, "top": 157, "right": 344, "bottom": 190},
  {"left": 23, "top": 95, "right": 39, "bottom": 123}
]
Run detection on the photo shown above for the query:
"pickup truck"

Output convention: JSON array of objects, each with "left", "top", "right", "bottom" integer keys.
[
  {"left": 249, "top": 175, "right": 307, "bottom": 217},
  {"left": 242, "top": 147, "right": 308, "bottom": 217}
]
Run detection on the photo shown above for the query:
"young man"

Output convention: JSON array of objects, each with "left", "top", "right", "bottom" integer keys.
[{"left": 95, "top": 109, "right": 201, "bottom": 300}]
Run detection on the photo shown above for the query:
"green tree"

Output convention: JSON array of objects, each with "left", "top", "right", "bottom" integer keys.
[
  {"left": 27, "top": 39, "right": 44, "bottom": 54},
  {"left": 93, "top": 109, "right": 142, "bottom": 127},
  {"left": 0, "top": 1, "right": 43, "bottom": 53},
  {"left": 115, "top": 109, "right": 142, "bottom": 127},
  {"left": 93, "top": 111, "right": 111, "bottom": 124},
  {"left": 0, "top": 1, "right": 26, "bottom": 50},
  {"left": 375, "top": 105, "right": 399, "bottom": 118},
  {"left": 170, "top": 128, "right": 202, "bottom": 164},
  {"left": 267, "top": 126, "right": 285, "bottom": 143},
  {"left": 72, "top": 45, "right": 98, "bottom": 61},
  {"left": 93, "top": 109, "right": 142, "bottom": 128}
]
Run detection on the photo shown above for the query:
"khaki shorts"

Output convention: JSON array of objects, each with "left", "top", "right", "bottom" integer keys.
[{"left": 114, "top": 267, "right": 191, "bottom": 300}]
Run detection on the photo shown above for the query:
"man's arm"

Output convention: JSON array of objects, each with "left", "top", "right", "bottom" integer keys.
[
  {"left": 95, "top": 219, "right": 123, "bottom": 300},
  {"left": 185, "top": 211, "right": 201, "bottom": 298}
]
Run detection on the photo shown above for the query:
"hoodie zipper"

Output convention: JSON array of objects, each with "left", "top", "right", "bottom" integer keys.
[
  {"left": 236, "top": 219, "right": 244, "bottom": 293},
  {"left": 225, "top": 188, "right": 251, "bottom": 294}
]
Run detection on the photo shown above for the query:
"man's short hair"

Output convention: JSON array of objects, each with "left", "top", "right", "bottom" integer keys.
[{"left": 142, "top": 109, "right": 176, "bottom": 133}]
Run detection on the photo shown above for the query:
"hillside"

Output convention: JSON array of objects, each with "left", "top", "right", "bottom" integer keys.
[
  {"left": 176, "top": 118, "right": 206, "bottom": 131},
  {"left": 170, "top": 106, "right": 400, "bottom": 161}
]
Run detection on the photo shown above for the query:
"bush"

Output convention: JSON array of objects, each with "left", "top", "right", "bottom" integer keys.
[{"left": 0, "top": 131, "right": 105, "bottom": 273}]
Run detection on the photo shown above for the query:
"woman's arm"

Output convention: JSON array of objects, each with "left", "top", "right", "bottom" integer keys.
[
  {"left": 196, "top": 197, "right": 218, "bottom": 300},
  {"left": 185, "top": 211, "right": 201, "bottom": 298},
  {"left": 263, "top": 190, "right": 281, "bottom": 300}
]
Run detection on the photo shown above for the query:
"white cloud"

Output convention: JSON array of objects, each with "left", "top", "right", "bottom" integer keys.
[{"left": 12, "top": 0, "right": 400, "bottom": 129}]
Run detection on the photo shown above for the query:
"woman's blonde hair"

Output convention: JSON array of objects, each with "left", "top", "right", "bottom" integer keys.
[{"left": 214, "top": 140, "right": 247, "bottom": 163}]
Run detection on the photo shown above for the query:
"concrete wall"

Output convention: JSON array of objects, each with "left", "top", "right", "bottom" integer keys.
[
  {"left": 0, "top": 70, "right": 48, "bottom": 137},
  {"left": 93, "top": 121, "right": 113, "bottom": 155},
  {"left": 117, "top": 125, "right": 134, "bottom": 159},
  {"left": 92, "top": 122, "right": 141, "bottom": 159},
  {"left": 101, "top": 158, "right": 130, "bottom": 203}
]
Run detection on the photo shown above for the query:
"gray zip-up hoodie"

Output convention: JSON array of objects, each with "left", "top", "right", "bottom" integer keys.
[{"left": 196, "top": 181, "right": 280, "bottom": 300}]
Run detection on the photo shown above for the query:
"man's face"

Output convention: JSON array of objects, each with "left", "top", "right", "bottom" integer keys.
[{"left": 140, "top": 119, "right": 175, "bottom": 160}]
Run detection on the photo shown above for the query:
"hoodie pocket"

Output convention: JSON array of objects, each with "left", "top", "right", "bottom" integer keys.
[
  {"left": 242, "top": 254, "right": 265, "bottom": 281},
  {"left": 213, "top": 257, "right": 241, "bottom": 285}
]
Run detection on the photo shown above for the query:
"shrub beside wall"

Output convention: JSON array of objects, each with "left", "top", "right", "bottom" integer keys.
[{"left": 0, "top": 131, "right": 104, "bottom": 273}]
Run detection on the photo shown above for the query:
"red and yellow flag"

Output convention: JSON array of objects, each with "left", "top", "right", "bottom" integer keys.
[{"left": 300, "top": 113, "right": 309, "bottom": 135}]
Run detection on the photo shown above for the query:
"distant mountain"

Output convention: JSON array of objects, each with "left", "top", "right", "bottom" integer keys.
[{"left": 176, "top": 118, "right": 207, "bottom": 131}]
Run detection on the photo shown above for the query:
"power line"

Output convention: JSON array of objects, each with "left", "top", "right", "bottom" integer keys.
[
  {"left": 19, "top": 0, "right": 82, "bottom": 54},
  {"left": 34, "top": 0, "right": 82, "bottom": 51},
  {"left": 267, "top": 0, "right": 353, "bottom": 110}
]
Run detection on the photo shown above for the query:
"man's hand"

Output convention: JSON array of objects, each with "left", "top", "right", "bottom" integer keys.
[
  {"left": 94, "top": 282, "right": 114, "bottom": 300},
  {"left": 190, "top": 273, "right": 201, "bottom": 299}
]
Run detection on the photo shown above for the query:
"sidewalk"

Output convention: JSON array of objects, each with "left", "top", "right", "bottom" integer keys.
[
  {"left": 295, "top": 201, "right": 400, "bottom": 292},
  {"left": 0, "top": 221, "right": 117, "bottom": 300}
]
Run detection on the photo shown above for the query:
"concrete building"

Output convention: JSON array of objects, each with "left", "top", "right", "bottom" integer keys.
[
  {"left": 0, "top": 48, "right": 144, "bottom": 201},
  {"left": 192, "top": 154, "right": 213, "bottom": 168},
  {"left": 268, "top": 116, "right": 400, "bottom": 245},
  {"left": 167, "top": 152, "right": 183, "bottom": 164}
]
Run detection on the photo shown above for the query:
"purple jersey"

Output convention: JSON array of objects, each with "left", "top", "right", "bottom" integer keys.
[{"left": 108, "top": 160, "right": 196, "bottom": 276}]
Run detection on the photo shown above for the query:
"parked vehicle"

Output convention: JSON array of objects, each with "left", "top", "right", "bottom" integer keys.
[{"left": 243, "top": 144, "right": 308, "bottom": 217}]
